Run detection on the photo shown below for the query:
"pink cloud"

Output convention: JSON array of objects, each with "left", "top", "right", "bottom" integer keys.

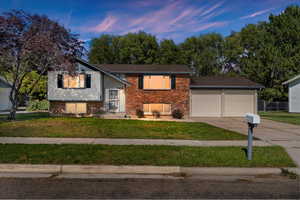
[
  {"left": 194, "top": 21, "right": 228, "bottom": 32},
  {"left": 83, "top": 0, "right": 229, "bottom": 38},
  {"left": 88, "top": 14, "right": 118, "bottom": 32},
  {"left": 240, "top": 8, "right": 274, "bottom": 19}
]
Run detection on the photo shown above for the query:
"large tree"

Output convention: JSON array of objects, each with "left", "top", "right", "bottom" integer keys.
[
  {"left": 0, "top": 10, "right": 84, "bottom": 120},
  {"left": 228, "top": 5, "right": 300, "bottom": 101},
  {"left": 180, "top": 33, "right": 224, "bottom": 76},
  {"left": 156, "top": 39, "right": 180, "bottom": 64},
  {"left": 89, "top": 31, "right": 158, "bottom": 64}
]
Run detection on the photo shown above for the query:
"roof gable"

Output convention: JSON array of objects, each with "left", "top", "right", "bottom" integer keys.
[
  {"left": 283, "top": 74, "right": 300, "bottom": 85},
  {"left": 0, "top": 76, "right": 12, "bottom": 87},
  {"left": 75, "top": 58, "right": 130, "bottom": 86}
]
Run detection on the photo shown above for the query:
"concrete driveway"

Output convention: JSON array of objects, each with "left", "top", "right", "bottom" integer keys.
[{"left": 192, "top": 117, "right": 300, "bottom": 167}]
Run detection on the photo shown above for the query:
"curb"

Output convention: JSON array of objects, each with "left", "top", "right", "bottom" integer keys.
[
  {"left": 181, "top": 167, "right": 282, "bottom": 175},
  {"left": 0, "top": 164, "right": 298, "bottom": 175},
  {"left": 0, "top": 164, "right": 61, "bottom": 173}
]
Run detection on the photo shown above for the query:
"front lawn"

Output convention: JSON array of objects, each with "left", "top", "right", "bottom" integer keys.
[
  {"left": 259, "top": 111, "right": 300, "bottom": 126},
  {"left": 0, "top": 114, "right": 247, "bottom": 140},
  {"left": 0, "top": 144, "right": 295, "bottom": 167}
]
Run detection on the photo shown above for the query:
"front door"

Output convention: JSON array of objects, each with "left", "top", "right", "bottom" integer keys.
[{"left": 108, "top": 89, "right": 119, "bottom": 112}]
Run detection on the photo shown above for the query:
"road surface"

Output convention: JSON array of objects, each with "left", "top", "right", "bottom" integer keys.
[{"left": 0, "top": 174, "right": 299, "bottom": 199}]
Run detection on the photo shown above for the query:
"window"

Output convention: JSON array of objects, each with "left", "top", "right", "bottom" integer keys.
[
  {"left": 143, "top": 104, "right": 171, "bottom": 114},
  {"left": 65, "top": 103, "right": 87, "bottom": 114},
  {"left": 143, "top": 75, "right": 171, "bottom": 90},
  {"left": 63, "top": 74, "right": 85, "bottom": 88}
]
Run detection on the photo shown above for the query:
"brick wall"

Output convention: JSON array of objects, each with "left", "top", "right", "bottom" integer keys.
[
  {"left": 125, "top": 75, "right": 190, "bottom": 117},
  {"left": 49, "top": 101, "right": 103, "bottom": 115}
]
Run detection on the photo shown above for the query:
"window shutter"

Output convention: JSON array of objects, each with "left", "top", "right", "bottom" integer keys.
[
  {"left": 85, "top": 74, "right": 91, "bottom": 88},
  {"left": 57, "top": 74, "right": 63, "bottom": 88},
  {"left": 171, "top": 75, "right": 176, "bottom": 89},
  {"left": 138, "top": 75, "right": 144, "bottom": 89}
]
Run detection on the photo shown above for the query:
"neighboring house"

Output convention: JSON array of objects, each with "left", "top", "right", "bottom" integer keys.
[
  {"left": 48, "top": 58, "right": 264, "bottom": 117},
  {"left": 0, "top": 76, "right": 12, "bottom": 111},
  {"left": 283, "top": 74, "right": 300, "bottom": 113}
]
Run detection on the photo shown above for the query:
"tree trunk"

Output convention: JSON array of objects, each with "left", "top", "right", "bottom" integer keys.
[
  {"left": 8, "top": 98, "right": 18, "bottom": 120},
  {"left": 8, "top": 86, "right": 19, "bottom": 121}
]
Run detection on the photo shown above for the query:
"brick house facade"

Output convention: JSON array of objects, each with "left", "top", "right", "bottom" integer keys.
[{"left": 125, "top": 74, "right": 190, "bottom": 116}]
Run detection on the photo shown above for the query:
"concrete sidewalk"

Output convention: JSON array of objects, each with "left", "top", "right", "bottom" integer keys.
[
  {"left": 0, "top": 137, "right": 273, "bottom": 147},
  {"left": 0, "top": 164, "right": 297, "bottom": 176}
]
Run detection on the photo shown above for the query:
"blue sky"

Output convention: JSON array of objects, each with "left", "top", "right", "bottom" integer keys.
[{"left": 1, "top": 0, "right": 300, "bottom": 44}]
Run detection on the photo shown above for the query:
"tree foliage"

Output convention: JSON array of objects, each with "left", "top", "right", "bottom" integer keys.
[
  {"left": 0, "top": 10, "right": 84, "bottom": 120},
  {"left": 89, "top": 5, "right": 300, "bottom": 101}
]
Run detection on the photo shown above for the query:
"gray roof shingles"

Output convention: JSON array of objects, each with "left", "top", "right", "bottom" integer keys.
[
  {"left": 95, "top": 64, "right": 192, "bottom": 74},
  {"left": 190, "top": 76, "right": 264, "bottom": 89}
]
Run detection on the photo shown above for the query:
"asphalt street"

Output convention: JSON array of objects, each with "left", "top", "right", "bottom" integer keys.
[{"left": 0, "top": 175, "right": 299, "bottom": 199}]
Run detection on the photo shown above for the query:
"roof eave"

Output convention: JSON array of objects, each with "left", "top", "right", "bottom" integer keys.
[{"left": 282, "top": 75, "right": 300, "bottom": 85}]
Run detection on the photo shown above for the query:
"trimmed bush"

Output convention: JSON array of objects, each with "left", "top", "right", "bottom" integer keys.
[
  {"left": 26, "top": 100, "right": 49, "bottom": 111},
  {"left": 136, "top": 109, "right": 144, "bottom": 118},
  {"left": 172, "top": 109, "right": 184, "bottom": 119},
  {"left": 152, "top": 110, "right": 160, "bottom": 118}
]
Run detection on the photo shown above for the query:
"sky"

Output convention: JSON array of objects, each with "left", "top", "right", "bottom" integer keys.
[{"left": 1, "top": 0, "right": 300, "bottom": 45}]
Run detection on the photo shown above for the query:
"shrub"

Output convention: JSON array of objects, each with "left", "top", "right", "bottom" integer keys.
[
  {"left": 172, "top": 109, "right": 184, "bottom": 119},
  {"left": 136, "top": 109, "right": 144, "bottom": 118},
  {"left": 26, "top": 100, "right": 49, "bottom": 111},
  {"left": 152, "top": 110, "right": 160, "bottom": 118}
]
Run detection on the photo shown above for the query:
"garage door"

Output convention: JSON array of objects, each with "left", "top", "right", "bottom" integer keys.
[
  {"left": 191, "top": 89, "right": 256, "bottom": 117},
  {"left": 191, "top": 90, "right": 222, "bottom": 117},
  {"left": 223, "top": 90, "right": 255, "bottom": 117}
]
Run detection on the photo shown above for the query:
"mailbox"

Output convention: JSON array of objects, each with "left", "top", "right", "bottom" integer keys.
[
  {"left": 245, "top": 113, "right": 260, "bottom": 125},
  {"left": 245, "top": 113, "right": 260, "bottom": 161}
]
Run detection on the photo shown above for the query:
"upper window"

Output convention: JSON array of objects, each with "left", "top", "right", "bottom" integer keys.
[
  {"left": 143, "top": 75, "right": 171, "bottom": 90},
  {"left": 57, "top": 74, "right": 91, "bottom": 89},
  {"left": 63, "top": 74, "right": 85, "bottom": 88}
]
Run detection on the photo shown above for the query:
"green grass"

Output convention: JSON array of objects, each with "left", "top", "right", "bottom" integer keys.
[
  {"left": 0, "top": 112, "right": 50, "bottom": 121},
  {"left": 0, "top": 144, "right": 295, "bottom": 167},
  {"left": 0, "top": 113, "right": 247, "bottom": 140},
  {"left": 259, "top": 111, "right": 300, "bottom": 126}
]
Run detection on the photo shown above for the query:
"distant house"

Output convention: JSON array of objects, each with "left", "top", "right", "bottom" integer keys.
[
  {"left": 48, "top": 58, "right": 264, "bottom": 117},
  {"left": 0, "top": 76, "right": 12, "bottom": 111},
  {"left": 283, "top": 74, "right": 300, "bottom": 113}
]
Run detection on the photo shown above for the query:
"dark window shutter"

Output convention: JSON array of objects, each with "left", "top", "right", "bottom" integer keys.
[
  {"left": 57, "top": 74, "right": 63, "bottom": 88},
  {"left": 171, "top": 75, "right": 176, "bottom": 89},
  {"left": 138, "top": 75, "right": 144, "bottom": 89},
  {"left": 85, "top": 74, "right": 91, "bottom": 88}
]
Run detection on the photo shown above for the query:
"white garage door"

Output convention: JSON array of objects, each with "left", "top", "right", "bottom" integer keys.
[
  {"left": 191, "top": 90, "right": 222, "bottom": 117},
  {"left": 191, "top": 89, "right": 256, "bottom": 117},
  {"left": 223, "top": 90, "right": 255, "bottom": 117}
]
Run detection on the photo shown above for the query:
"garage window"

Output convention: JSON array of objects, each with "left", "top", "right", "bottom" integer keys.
[
  {"left": 143, "top": 104, "right": 171, "bottom": 114},
  {"left": 65, "top": 103, "right": 87, "bottom": 114}
]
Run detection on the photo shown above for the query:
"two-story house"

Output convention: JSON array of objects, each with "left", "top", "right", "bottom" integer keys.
[{"left": 48, "top": 58, "right": 263, "bottom": 118}]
